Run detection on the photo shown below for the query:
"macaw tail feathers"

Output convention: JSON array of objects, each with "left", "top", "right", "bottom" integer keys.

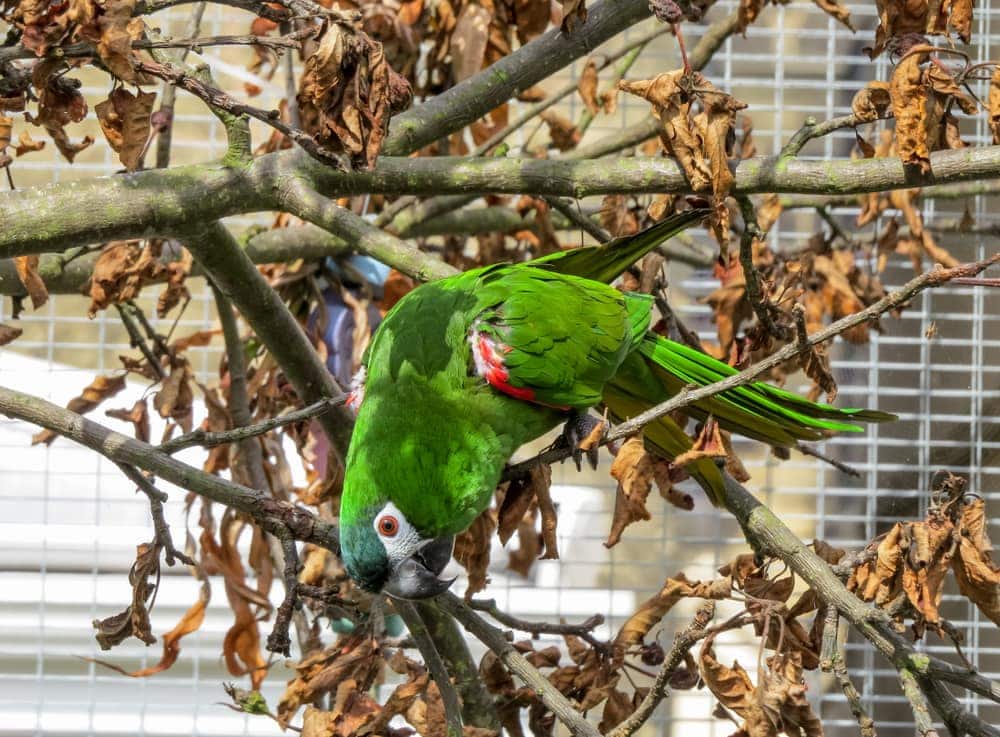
[{"left": 604, "top": 335, "right": 896, "bottom": 507}]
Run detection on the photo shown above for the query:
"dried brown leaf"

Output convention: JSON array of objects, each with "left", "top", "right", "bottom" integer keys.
[
  {"left": 0, "top": 323, "right": 22, "bottom": 346},
  {"left": 700, "top": 642, "right": 754, "bottom": 716},
  {"left": 92, "top": 541, "right": 159, "bottom": 649},
  {"left": 578, "top": 58, "right": 600, "bottom": 115},
  {"left": 674, "top": 416, "right": 728, "bottom": 468},
  {"left": 540, "top": 109, "right": 581, "bottom": 151},
  {"left": 14, "top": 129, "right": 45, "bottom": 156},
  {"left": 454, "top": 508, "right": 496, "bottom": 597},
  {"left": 14, "top": 254, "right": 48, "bottom": 310},
  {"left": 851, "top": 81, "right": 892, "bottom": 122},
  {"left": 890, "top": 49, "right": 931, "bottom": 174},
  {"left": 32, "top": 373, "right": 127, "bottom": 445},
  {"left": 88, "top": 240, "right": 164, "bottom": 316},
  {"left": 560, "top": 0, "right": 587, "bottom": 32},
  {"left": 605, "top": 436, "right": 655, "bottom": 546},
  {"left": 105, "top": 399, "right": 150, "bottom": 443},
  {"left": 952, "top": 498, "right": 1000, "bottom": 626},
  {"left": 95, "top": 87, "right": 156, "bottom": 171}
]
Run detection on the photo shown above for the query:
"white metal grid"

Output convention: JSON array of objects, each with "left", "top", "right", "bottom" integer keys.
[{"left": 1, "top": 1, "right": 998, "bottom": 735}]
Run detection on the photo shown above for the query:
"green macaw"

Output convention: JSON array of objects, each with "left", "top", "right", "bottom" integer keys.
[{"left": 339, "top": 209, "right": 894, "bottom": 598}]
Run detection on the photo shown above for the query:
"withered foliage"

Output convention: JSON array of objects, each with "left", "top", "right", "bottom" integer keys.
[
  {"left": 298, "top": 21, "right": 413, "bottom": 168},
  {"left": 848, "top": 474, "right": 1000, "bottom": 632},
  {"left": 619, "top": 70, "right": 747, "bottom": 258}
]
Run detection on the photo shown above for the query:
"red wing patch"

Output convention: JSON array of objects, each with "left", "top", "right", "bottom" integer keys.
[{"left": 469, "top": 324, "right": 569, "bottom": 409}]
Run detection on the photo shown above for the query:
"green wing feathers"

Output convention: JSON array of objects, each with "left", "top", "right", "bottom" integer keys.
[
  {"left": 528, "top": 209, "right": 709, "bottom": 284},
  {"left": 606, "top": 334, "right": 895, "bottom": 506}
]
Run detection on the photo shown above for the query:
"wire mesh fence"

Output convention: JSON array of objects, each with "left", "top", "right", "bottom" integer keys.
[{"left": 1, "top": 0, "right": 999, "bottom": 735}]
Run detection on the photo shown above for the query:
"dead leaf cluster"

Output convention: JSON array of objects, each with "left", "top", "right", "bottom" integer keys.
[
  {"left": 848, "top": 474, "right": 1000, "bottom": 631},
  {"left": 619, "top": 69, "right": 747, "bottom": 258},
  {"left": 298, "top": 21, "right": 413, "bottom": 168}
]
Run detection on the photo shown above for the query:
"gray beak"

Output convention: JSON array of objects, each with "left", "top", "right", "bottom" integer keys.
[{"left": 384, "top": 536, "right": 455, "bottom": 600}]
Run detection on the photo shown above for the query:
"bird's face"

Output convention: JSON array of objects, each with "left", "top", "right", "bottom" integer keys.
[{"left": 341, "top": 501, "right": 456, "bottom": 599}]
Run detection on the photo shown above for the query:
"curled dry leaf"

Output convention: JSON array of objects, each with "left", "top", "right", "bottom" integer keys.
[
  {"left": 673, "top": 416, "right": 727, "bottom": 468},
  {"left": 560, "top": 0, "right": 587, "bottom": 33},
  {"left": 952, "top": 498, "right": 1000, "bottom": 626},
  {"left": 298, "top": 22, "right": 412, "bottom": 168},
  {"left": 699, "top": 641, "right": 754, "bottom": 716},
  {"left": 90, "top": 557, "right": 212, "bottom": 678},
  {"left": 88, "top": 240, "right": 164, "bottom": 316},
  {"left": 92, "top": 542, "right": 160, "bottom": 649},
  {"left": 95, "top": 87, "right": 157, "bottom": 172},
  {"left": 454, "top": 508, "right": 496, "bottom": 597},
  {"left": 14, "top": 254, "right": 48, "bottom": 310},
  {"left": 15, "top": 129, "right": 46, "bottom": 156},
  {"left": 278, "top": 635, "right": 380, "bottom": 726},
  {"left": 0, "top": 323, "right": 23, "bottom": 346},
  {"left": 539, "top": 110, "right": 581, "bottom": 151},
  {"left": 612, "top": 571, "right": 729, "bottom": 664},
  {"left": 26, "top": 62, "right": 93, "bottom": 162},
  {"left": 32, "top": 373, "right": 127, "bottom": 445},
  {"left": 619, "top": 70, "right": 746, "bottom": 258},
  {"left": 601, "top": 194, "right": 639, "bottom": 238},
  {"left": 578, "top": 58, "right": 600, "bottom": 115},
  {"left": 753, "top": 652, "right": 824, "bottom": 737},
  {"left": 851, "top": 81, "right": 892, "bottom": 122},
  {"left": 990, "top": 65, "right": 1000, "bottom": 144},
  {"left": 498, "top": 463, "right": 555, "bottom": 561},
  {"left": 105, "top": 399, "right": 150, "bottom": 443},
  {"left": 891, "top": 49, "right": 931, "bottom": 174},
  {"left": 301, "top": 680, "right": 382, "bottom": 737},
  {"left": 606, "top": 436, "right": 655, "bottom": 547}
]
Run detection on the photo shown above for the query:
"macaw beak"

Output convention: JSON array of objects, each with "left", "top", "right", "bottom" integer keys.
[{"left": 383, "top": 535, "right": 456, "bottom": 600}]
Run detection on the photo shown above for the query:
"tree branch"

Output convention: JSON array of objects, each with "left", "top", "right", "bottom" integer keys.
[
  {"left": 437, "top": 592, "right": 603, "bottom": 737},
  {"left": 394, "top": 602, "right": 465, "bottom": 737},
  {"left": 12, "top": 145, "right": 1000, "bottom": 261},
  {"left": 0, "top": 384, "right": 340, "bottom": 550},
  {"left": 179, "top": 222, "right": 353, "bottom": 457},
  {"left": 381, "top": 0, "right": 655, "bottom": 156}
]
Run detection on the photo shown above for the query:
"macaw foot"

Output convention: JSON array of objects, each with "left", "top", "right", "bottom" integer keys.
[{"left": 556, "top": 411, "right": 604, "bottom": 472}]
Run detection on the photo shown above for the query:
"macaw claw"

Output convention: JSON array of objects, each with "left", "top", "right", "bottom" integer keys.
[{"left": 558, "top": 411, "right": 604, "bottom": 472}]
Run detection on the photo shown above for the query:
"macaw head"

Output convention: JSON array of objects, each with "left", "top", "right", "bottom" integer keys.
[{"left": 340, "top": 500, "right": 456, "bottom": 599}]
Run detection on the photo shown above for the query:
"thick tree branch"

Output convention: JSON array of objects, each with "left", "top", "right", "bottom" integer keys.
[
  {"left": 11, "top": 146, "right": 1000, "bottom": 261},
  {"left": 279, "top": 182, "right": 457, "bottom": 282},
  {"left": 381, "top": 0, "right": 654, "bottom": 156},
  {"left": 719, "top": 472, "right": 1000, "bottom": 737},
  {"left": 179, "top": 222, "right": 353, "bottom": 456},
  {"left": 0, "top": 384, "right": 339, "bottom": 550},
  {"left": 394, "top": 602, "right": 466, "bottom": 737}
]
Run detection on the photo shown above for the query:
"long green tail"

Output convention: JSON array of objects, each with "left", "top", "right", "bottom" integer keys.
[{"left": 605, "top": 334, "right": 896, "bottom": 506}]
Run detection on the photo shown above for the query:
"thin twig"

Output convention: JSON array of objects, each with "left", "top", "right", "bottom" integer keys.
[
  {"left": 135, "top": 58, "right": 347, "bottom": 169},
  {"left": 395, "top": 601, "right": 465, "bottom": 737},
  {"left": 796, "top": 442, "right": 861, "bottom": 477},
  {"left": 115, "top": 462, "right": 195, "bottom": 567},
  {"left": 778, "top": 112, "right": 891, "bottom": 160},
  {"left": 736, "top": 195, "right": 789, "bottom": 341},
  {"left": 820, "top": 607, "right": 877, "bottom": 737},
  {"left": 608, "top": 602, "right": 715, "bottom": 737},
  {"left": 899, "top": 668, "right": 941, "bottom": 737},
  {"left": 158, "top": 393, "right": 347, "bottom": 454},
  {"left": 468, "top": 598, "right": 607, "bottom": 652},
  {"left": 267, "top": 532, "right": 301, "bottom": 656},
  {"left": 115, "top": 303, "right": 166, "bottom": 380},
  {"left": 438, "top": 593, "right": 602, "bottom": 737}
]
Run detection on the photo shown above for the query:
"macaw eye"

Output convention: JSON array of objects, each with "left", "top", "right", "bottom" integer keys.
[{"left": 377, "top": 515, "right": 400, "bottom": 537}]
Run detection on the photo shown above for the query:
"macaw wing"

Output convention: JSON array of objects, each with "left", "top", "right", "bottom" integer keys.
[
  {"left": 527, "top": 209, "right": 707, "bottom": 284},
  {"left": 469, "top": 269, "right": 652, "bottom": 409}
]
